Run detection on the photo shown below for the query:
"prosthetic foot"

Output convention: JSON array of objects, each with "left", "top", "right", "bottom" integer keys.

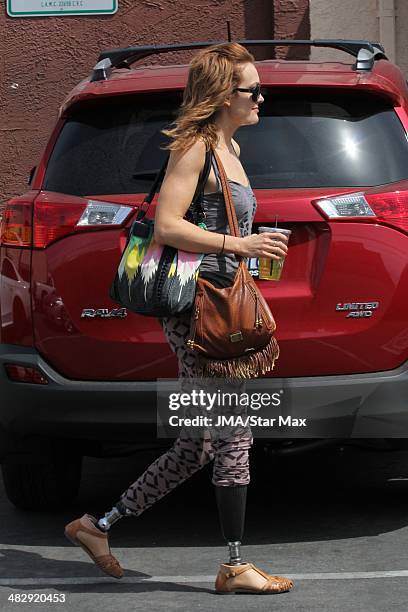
[
  {"left": 64, "top": 501, "right": 131, "bottom": 578},
  {"left": 213, "top": 484, "right": 294, "bottom": 594},
  {"left": 215, "top": 563, "right": 294, "bottom": 594}
]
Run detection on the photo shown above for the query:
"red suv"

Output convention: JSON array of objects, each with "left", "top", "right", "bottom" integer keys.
[{"left": 1, "top": 39, "right": 408, "bottom": 510}]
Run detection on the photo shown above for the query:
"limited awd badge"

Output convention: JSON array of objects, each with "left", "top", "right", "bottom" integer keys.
[
  {"left": 336, "top": 301, "right": 379, "bottom": 318},
  {"left": 81, "top": 308, "right": 127, "bottom": 318}
]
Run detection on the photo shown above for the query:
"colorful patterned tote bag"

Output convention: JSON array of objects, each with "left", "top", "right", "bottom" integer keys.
[{"left": 110, "top": 149, "right": 212, "bottom": 317}]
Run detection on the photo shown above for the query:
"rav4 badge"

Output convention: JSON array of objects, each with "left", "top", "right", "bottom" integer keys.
[{"left": 81, "top": 308, "right": 127, "bottom": 318}]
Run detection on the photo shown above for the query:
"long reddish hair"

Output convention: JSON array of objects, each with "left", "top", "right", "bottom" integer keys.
[{"left": 161, "top": 42, "right": 255, "bottom": 152}]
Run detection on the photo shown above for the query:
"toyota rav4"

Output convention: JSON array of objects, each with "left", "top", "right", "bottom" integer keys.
[{"left": 1, "top": 39, "right": 407, "bottom": 510}]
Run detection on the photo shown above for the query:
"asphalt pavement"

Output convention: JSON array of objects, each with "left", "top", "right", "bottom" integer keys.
[{"left": 1, "top": 441, "right": 408, "bottom": 611}]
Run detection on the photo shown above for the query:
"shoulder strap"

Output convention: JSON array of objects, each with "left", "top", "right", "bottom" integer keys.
[
  {"left": 191, "top": 147, "right": 212, "bottom": 205},
  {"left": 212, "top": 149, "right": 241, "bottom": 239},
  {"left": 143, "top": 155, "right": 169, "bottom": 206}
]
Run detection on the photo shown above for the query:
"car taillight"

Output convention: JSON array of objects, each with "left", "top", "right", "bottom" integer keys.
[
  {"left": 32, "top": 198, "right": 133, "bottom": 248},
  {"left": 313, "top": 189, "right": 408, "bottom": 234},
  {"left": 1, "top": 197, "right": 134, "bottom": 249},
  {"left": 312, "top": 192, "right": 376, "bottom": 220},
  {"left": 364, "top": 191, "right": 408, "bottom": 233},
  {"left": 0, "top": 201, "right": 33, "bottom": 247},
  {"left": 1, "top": 194, "right": 135, "bottom": 249}
]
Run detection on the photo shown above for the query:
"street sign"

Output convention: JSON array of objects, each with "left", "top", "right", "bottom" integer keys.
[{"left": 7, "top": 0, "right": 118, "bottom": 17}]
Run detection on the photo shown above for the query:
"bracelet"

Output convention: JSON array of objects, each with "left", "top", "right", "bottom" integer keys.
[{"left": 219, "top": 234, "right": 226, "bottom": 255}]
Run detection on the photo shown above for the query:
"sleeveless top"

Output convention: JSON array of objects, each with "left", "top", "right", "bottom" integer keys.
[{"left": 198, "top": 154, "right": 257, "bottom": 288}]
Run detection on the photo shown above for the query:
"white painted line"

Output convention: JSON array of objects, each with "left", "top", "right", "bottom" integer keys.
[{"left": 1, "top": 570, "right": 408, "bottom": 586}]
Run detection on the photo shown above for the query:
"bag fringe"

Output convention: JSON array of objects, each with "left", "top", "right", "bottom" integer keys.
[{"left": 196, "top": 336, "right": 280, "bottom": 381}]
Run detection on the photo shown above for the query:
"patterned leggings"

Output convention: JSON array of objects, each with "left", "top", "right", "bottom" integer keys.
[{"left": 119, "top": 310, "right": 253, "bottom": 517}]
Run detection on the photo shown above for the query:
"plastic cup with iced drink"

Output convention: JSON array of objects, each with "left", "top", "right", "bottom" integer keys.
[{"left": 258, "top": 227, "right": 291, "bottom": 280}]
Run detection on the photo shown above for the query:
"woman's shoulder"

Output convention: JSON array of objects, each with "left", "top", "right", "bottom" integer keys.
[
  {"left": 167, "top": 138, "right": 207, "bottom": 173},
  {"left": 169, "top": 138, "right": 207, "bottom": 165}
]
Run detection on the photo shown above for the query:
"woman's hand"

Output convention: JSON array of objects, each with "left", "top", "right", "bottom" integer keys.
[{"left": 239, "top": 232, "right": 289, "bottom": 260}]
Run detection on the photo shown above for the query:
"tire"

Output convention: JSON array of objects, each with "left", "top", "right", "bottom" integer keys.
[{"left": 1, "top": 455, "right": 83, "bottom": 511}]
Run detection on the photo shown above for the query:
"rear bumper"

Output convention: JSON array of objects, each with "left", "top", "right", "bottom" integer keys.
[
  {"left": 0, "top": 344, "right": 159, "bottom": 457},
  {"left": 0, "top": 344, "right": 408, "bottom": 459}
]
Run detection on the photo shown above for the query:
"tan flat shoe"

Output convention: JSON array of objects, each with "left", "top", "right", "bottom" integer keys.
[
  {"left": 215, "top": 562, "right": 294, "bottom": 594},
  {"left": 64, "top": 513, "right": 123, "bottom": 579}
]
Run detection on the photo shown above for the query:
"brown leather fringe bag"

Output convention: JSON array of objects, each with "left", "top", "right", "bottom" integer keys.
[{"left": 186, "top": 149, "right": 280, "bottom": 380}]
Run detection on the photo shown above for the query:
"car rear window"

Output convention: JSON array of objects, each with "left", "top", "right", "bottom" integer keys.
[{"left": 43, "top": 88, "right": 408, "bottom": 196}]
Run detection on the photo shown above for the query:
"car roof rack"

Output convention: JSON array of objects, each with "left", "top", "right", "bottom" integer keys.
[{"left": 90, "top": 39, "right": 388, "bottom": 82}]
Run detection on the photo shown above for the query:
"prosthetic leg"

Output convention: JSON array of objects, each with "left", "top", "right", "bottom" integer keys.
[
  {"left": 95, "top": 499, "right": 133, "bottom": 532},
  {"left": 214, "top": 484, "right": 247, "bottom": 565},
  {"left": 213, "top": 484, "right": 295, "bottom": 593}
]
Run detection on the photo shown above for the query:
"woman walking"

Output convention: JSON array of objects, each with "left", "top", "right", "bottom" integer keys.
[{"left": 65, "top": 42, "right": 292, "bottom": 595}]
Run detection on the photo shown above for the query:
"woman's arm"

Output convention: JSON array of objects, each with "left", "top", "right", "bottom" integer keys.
[
  {"left": 154, "top": 139, "right": 243, "bottom": 255},
  {"left": 154, "top": 139, "right": 289, "bottom": 261}
]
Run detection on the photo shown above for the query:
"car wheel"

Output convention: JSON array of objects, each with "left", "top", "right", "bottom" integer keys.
[{"left": 1, "top": 455, "right": 83, "bottom": 511}]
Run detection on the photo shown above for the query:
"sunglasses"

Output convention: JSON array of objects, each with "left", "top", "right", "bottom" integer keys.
[{"left": 233, "top": 83, "right": 262, "bottom": 103}]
